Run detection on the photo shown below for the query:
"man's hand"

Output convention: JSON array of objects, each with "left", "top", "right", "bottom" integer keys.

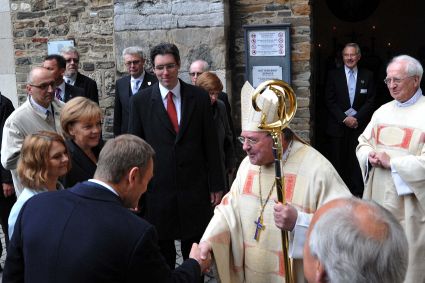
[
  {"left": 210, "top": 191, "right": 223, "bottom": 206},
  {"left": 273, "top": 201, "right": 298, "bottom": 231},
  {"left": 343, "top": 116, "right": 358, "bottom": 128},
  {"left": 2, "top": 183, "right": 15, "bottom": 197},
  {"left": 190, "top": 242, "right": 212, "bottom": 274},
  {"left": 368, "top": 151, "right": 391, "bottom": 169}
]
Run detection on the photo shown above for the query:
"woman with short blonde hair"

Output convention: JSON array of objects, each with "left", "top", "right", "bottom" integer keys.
[{"left": 60, "top": 97, "right": 103, "bottom": 187}]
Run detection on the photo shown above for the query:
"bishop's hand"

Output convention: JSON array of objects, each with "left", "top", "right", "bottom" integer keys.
[{"left": 273, "top": 201, "right": 298, "bottom": 231}]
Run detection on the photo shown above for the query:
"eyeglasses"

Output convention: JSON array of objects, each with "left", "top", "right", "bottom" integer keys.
[
  {"left": 343, "top": 53, "right": 358, "bottom": 58},
  {"left": 189, "top": 72, "right": 203, "bottom": 77},
  {"left": 383, "top": 75, "right": 415, "bottom": 85},
  {"left": 125, "top": 60, "right": 141, "bottom": 67},
  {"left": 154, "top": 63, "right": 177, "bottom": 72},
  {"left": 29, "top": 81, "right": 56, "bottom": 90},
  {"left": 238, "top": 136, "right": 261, "bottom": 146},
  {"left": 66, "top": 58, "right": 79, "bottom": 63}
]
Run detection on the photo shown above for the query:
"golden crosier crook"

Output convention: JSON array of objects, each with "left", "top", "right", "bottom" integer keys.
[{"left": 252, "top": 79, "right": 297, "bottom": 283}]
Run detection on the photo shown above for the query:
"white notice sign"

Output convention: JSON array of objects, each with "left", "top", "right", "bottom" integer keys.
[
  {"left": 252, "top": 66, "right": 283, "bottom": 88},
  {"left": 249, "top": 31, "right": 285, "bottom": 57}
]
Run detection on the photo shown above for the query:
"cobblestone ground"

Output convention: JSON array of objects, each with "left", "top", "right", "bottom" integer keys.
[{"left": 0, "top": 230, "right": 216, "bottom": 283}]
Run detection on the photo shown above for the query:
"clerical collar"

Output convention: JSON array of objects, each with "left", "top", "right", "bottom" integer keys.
[
  {"left": 88, "top": 179, "right": 119, "bottom": 196},
  {"left": 159, "top": 80, "right": 181, "bottom": 100},
  {"left": 131, "top": 71, "right": 145, "bottom": 83},
  {"left": 395, "top": 88, "right": 423, "bottom": 107}
]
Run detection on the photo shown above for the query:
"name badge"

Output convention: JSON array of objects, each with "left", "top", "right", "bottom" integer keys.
[{"left": 360, "top": 88, "right": 367, "bottom": 94}]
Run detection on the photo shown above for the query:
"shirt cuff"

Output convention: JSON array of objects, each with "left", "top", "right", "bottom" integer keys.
[
  {"left": 391, "top": 164, "right": 413, "bottom": 196},
  {"left": 289, "top": 211, "right": 311, "bottom": 259}
]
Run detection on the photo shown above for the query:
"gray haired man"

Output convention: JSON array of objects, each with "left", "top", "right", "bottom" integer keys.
[{"left": 304, "top": 197, "right": 408, "bottom": 283}]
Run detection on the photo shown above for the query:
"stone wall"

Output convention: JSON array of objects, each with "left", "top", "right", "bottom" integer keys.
[
  {"left": 9, "top": 0, "right": 115, "bottom": 136},
  {"left": 114, "top": 0, "right": 229, "bottom": 90},
  {"left": 229, "top": 0, "right": 312, "bottom": 140}
]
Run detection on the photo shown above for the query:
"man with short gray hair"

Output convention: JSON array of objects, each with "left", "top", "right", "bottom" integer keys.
[
  {"left": 61, "top": 46, "right": 99, "bottom": 104},
  {"left": 304, "top": 198, "right": 408, "bottom": 283},
  {"left": 357, "top": 54, "right": 425, "bottom": 282},
  {"left": 4, "top": 134, "right": 210, "bottom": 282},
  {"left": 113, "top": 46, "right": 157, "bottom": 136}
]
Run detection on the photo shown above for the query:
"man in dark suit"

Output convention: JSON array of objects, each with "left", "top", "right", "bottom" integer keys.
[
  {"left": 42, "top": 54, "right": 85, "bottom": 102},
  {"left": 129, "top": 43, "right": 225, "bottom": 269},
  {"left": 3, "top": 134, "right": 210, "bottom": 282},
  {"left": 113, "top": 46, "right": 157, "bottom": 136},
  {"left": 325, "top": 43, "right": 375, "bottom": 196},
  {"left": 0, "top": 93, "right": 16, "bottom": 271},
  {"left": 60, "top": 46, "right": 99, "bottom": 104}
]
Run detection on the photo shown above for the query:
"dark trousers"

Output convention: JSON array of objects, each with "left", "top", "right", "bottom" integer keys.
[
  {"left": 0, "top": 194, "right": 16, "bottom": 255},
  {"left": 327, "top": 131, "right": 364, "bottom": 197},
  {"left": 158, "top": 235, "right": 201, "bottom": 269}
]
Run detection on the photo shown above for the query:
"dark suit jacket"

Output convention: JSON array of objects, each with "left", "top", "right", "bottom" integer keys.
[
  {"left": 74, "top": 72, "right": 99, "bottom": 104},
  {"left": 64, "top": 83, "right": 85, "bottom": 102},
  {"left": 113, "top": 72, "right": 158, "bottom": 136},
  {"left": 61, "top": 139, "right": 101, "bottom": 188},
  {"left": 218, "top": 91, "right": 236, "bottom": 145},
  {"left": 325, "top": 67, "right": 375, "bottom": 137},
  {"left": 129, "top": 80, "right": 224, "bottom": 240},
  {"left": 3, "top": 181, "right": 201, "bottom": 283},
  {"left": 0, "top": 94, "right": 14, "bottom": 186}
]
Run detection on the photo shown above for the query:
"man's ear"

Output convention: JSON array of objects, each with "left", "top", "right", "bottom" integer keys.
[
  {"left": 127, "top": 167, "right": 139, "bottom": 185},
  {"left": 316, "top": 261, "right": 328, "bottom": 283}
]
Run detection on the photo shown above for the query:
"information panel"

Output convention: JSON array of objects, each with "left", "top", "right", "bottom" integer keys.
[{"left": 244, "top": 24, "right": 291, "bottom": 88}]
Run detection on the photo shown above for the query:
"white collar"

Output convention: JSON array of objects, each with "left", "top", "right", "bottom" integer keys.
[
  {"left": 159, "top": 80, "right": 181, "bottom": 100},
  {"left": 395, "top": 88, "right": 423, "bottom": 107}
]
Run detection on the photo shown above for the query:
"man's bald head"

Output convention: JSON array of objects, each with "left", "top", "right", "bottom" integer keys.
[{"left": 304, "top": 198, "right": 408, "bottom": 283}]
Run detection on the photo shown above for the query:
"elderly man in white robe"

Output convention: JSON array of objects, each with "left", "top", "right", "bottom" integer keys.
[
  {"left": 199, "top": 82, "right": 351, "bottom": 283},
  {"left": 356, "top": 54, "right": 425, "bottom": 283}
]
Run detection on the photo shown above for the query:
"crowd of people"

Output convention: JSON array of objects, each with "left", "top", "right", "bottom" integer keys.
[{"left": 0, "top": 41, "right": 423, "bottom": 283}]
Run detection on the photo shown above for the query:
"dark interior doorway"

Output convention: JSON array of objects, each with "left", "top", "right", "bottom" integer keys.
[{"left": 311, "top": 0, "right": 425, "bottom": 155}]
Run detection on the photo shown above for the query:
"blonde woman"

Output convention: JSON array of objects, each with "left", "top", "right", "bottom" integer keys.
[
  {"left": 60, "top": 97, "right": 103, "bottom": 188},
  {"left": 8, "top": 131, "right": 70, "bottom": 239}
]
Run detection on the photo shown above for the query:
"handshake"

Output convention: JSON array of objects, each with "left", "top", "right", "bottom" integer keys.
[{"left": 189, "top": 241, "right": 213, "bottom": 274}]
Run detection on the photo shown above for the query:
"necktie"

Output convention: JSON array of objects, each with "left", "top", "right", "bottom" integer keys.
[
  {"left": 55, "top": 88, "right": 62, "bottom": 101},
  {"left": 46, "top": 110, "right": 55, "bottom": 128},
  {"left": 132, "top": 80, "right": 141, "bottom": 95},
  {"left": 166, "top": 92, "right": 179, "bottom": 133},
  {"left": 348, "top": 69, "right": 356, "bottom": 106}
]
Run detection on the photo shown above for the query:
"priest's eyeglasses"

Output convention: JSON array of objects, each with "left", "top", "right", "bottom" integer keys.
[
  {"left": 238, "top": 136, "right": 260, "bottom": 146},
  {"left": 383, "top": 75, "right": 415, "bottom": 85}
]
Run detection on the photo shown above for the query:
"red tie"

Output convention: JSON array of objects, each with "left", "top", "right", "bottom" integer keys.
[{"left": 167, "top": 91, "right": 179, "bottom": 133}]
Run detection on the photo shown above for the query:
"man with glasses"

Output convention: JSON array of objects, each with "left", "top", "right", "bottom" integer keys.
[
  {"left": 60, "top": 46, "right": 99, "bottom": 104},
  {"left": 1, "top": 67, "right": 63, "bottom": 197},
  {"left": 356, "top": 55, "right": 425, "bottom": 283},
  {"left": 113, "top": 46, "right": 157, "bottom": 136},
  {"left": 129, "top": 43, "right": 225, "bottom": 271},
  {"left": 325, "top": 42, "right": 375, "bottom": 197},
  {"left": 42, "top": 54, "right": 85, "bottom": 103},
  {"left": 199, "top": 82, "right": 350, "bottom": 283}
]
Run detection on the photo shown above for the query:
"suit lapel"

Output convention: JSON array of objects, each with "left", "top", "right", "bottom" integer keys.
[
  {"left": 151, "top": 84, "right": 176, "bottom": 135},
  {"left": 177, "top": 80, "right": 196, "bottom": 142},
  {"left": 340, "top": 68, "right": 351, "bottom": 107}
]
